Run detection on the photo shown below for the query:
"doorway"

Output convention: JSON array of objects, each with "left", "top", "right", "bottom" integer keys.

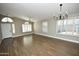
[{"left": 1, "top": 23, "right": 12, "bottom": 39}]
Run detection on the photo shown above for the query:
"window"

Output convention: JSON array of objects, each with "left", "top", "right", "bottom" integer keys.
[
  {"left": 1, "top": 17, "right": 13, "bottom": 22},
  {"left": 42, "top": 21, "right": 48, "bottom": 33},
  {"left": 12, "top": 24, "right": 15, "bottom": 33},
  {"left": 22, "top": 22, "right": 32, "bottom": 32},
  {"left": 57, "top": 19, "right": 79, "bottom": 36},
  {"left": 74, "top": 19, "right": 79, "bottom": 35}
]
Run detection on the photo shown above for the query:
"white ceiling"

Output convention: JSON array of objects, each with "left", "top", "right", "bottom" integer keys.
[{"left": 0, "top": 3, "right": 79, "bottom": 22}]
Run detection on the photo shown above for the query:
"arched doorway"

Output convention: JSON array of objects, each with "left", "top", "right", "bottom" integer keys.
[{"left": 1, "top": 17, "right": 13, "bottom": 39}]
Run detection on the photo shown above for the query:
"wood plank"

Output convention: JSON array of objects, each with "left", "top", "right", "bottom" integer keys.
[{"left": 0, "top": 34, "right": 79, "bottom": 56}]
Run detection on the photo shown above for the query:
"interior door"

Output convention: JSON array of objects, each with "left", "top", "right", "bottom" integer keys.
[{"left": 1, "top": 23, "right": 12, "bottom": 39}]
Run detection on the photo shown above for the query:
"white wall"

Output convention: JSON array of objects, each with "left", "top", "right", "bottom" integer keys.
[
  {"left": 34, "top": 16, "right": 79, "bottom": 43},
  {"left": 0, "top": 22, "right": 2, "bottom": 44},
  {"left": 0, "top": 14, "right": 33, "bottom": 39},
  {"left": 11, "top": 17, "right": 33, "bottom": 37},
  {"left": 0, "top": 15, "right": 2, "bottom": 44}
]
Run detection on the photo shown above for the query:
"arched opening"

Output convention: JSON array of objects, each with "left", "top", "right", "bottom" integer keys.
[
  {"left": 1, "top": 17, "right": 15, "bottom": 39},
  {"left": 1, "top": 17, "right": 13, "bottom": 22}
]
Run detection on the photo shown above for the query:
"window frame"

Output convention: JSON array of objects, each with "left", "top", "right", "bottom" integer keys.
[
  {"left": 57, "top": 19, "right": 79, "bottom": 36},
  {"left": 22, "top": 22, "right": 32, "bottom": 33},
  {"left": 42, "top": 21, "right": 48, "bottom": 33},
  {"left": 12, "top": 24, "right": 15, "bottom": 34}
]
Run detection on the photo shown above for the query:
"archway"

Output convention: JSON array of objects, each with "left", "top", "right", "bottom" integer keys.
[{"left": 1, "top": 17, "right": 14, "bottom": 39}]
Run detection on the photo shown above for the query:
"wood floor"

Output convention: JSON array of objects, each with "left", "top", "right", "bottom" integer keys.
[{"left": 0, "top": 34, "right": 79, "bottom": 56}]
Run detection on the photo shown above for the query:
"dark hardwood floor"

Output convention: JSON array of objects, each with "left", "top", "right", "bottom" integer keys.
[{"left": 0, "top": 34, "right": 79, "bottom": 56}]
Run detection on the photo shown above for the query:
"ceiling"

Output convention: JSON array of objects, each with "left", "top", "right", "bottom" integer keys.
[{"left": 0, "top": 3, "right": 79, "bottom": 22}]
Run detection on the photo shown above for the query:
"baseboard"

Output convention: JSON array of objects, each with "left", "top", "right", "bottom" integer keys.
[
  {"left": 12, "top": 32, "right": 33, "bottom": 38},
  {"left": 35, "top": 33, "right": 79, "bottom": 44}
]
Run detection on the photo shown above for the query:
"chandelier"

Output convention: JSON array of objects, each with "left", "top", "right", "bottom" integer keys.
[{"left": 56, "top": 4, "right": 68, "bottom": 20}]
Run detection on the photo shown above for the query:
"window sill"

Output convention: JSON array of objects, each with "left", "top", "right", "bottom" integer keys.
[
  {"left": 23, "top": 31, "right": 32, "bottom": 33},
  {"left": 56, "top": 32, "right": 79, "bottom": 37}
]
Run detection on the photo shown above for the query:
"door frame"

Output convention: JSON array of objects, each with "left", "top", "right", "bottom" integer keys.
[{"left": 1, "top": 22, "right": 13, "bottom": 39}]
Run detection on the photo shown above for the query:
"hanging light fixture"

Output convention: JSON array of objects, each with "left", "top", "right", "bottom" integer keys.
[
  {"left": 59, "top": 4, "right": 63, "bottom": 20},
  {"left": 25, "top": 17, "right": 31, "bottom": 24},
  {"left": 57, "top": 4, "right": 68, "bottom": 20}
]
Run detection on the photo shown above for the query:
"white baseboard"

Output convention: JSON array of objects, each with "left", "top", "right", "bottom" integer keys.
[
  {"left": 35, "top": 33, "right": 79, "bottom": 44},
  {"left": 12, "top": 32, "right": 33, "bottom": 38}
]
